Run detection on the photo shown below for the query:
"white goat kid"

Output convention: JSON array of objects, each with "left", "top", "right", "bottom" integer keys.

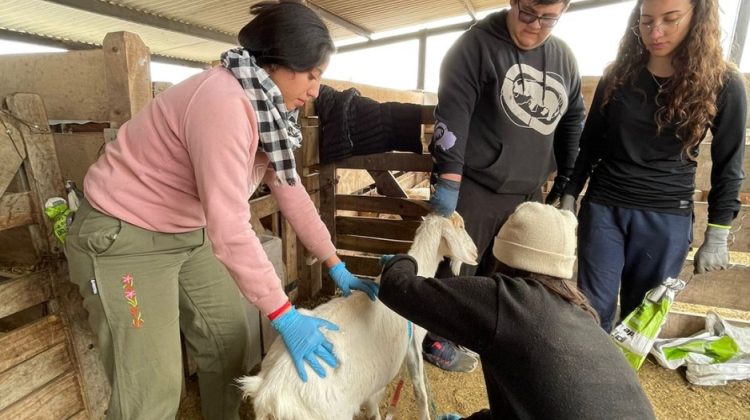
[{"left": 238, "top": 213, "right": 478, "bottom": 420}]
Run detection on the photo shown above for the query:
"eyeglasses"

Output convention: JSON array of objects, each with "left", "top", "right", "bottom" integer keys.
[
  {"left": 517, "top": 8, "right": 560, "bottom": 28},
  {"left": 631, "top": 8, "right": 693, "bottom": 37}
]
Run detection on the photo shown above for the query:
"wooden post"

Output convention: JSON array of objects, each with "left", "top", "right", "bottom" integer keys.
[
  {"left": 318, "top": 163, "right": 337, "bottom": 296},
  {"left": 5, "top": 93, "right": 65, "bottom": 256},
  {"left": 103, "top": 32, "right": 152, "bottom": 128}
]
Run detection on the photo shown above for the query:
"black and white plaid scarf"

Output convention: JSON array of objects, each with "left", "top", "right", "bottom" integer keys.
[{"left": 221, "top": 48, "right": 302, "bottom": 186}]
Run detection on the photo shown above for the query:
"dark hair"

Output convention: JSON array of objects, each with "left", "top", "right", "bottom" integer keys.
[
  {"left": 521, "top": 0, "right": 572, "bottom": 7},
  {"left": 496, "top": 262, "right": 600, "bottom": 323},
  {"left": 238, "top": 0, "right": 335, "bottom": 72}
]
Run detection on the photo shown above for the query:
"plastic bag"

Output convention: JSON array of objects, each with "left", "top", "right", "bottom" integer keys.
[
  {"left": 44, "top": 197, "right": 72, "bottom": 243},
  {"left": 610, "top": 277, "right": 686, "bottom": 370},
  {"left": 651, "top": 312, "right": 750, "bottom": 385}
]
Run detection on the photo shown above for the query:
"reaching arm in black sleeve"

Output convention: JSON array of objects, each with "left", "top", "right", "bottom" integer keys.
[
  {"left": 705, "top": 73, "right": 747, "bottom": 226},
  {"left": 563, "top": 78, "right": 609, "bottom": 198},
  {"left": 552, "top": 67, "right": 586, "bottom": 181},
  {"left": 429, "top": 32, "right": 483, "bottom": 177},
  {"left": 378, "top": 255, "right": 499, "bottom": 354}
]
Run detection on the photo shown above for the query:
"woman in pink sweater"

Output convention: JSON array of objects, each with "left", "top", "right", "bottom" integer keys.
[{"left": 64, "top": 1, "right": 377, "bottom": 419}]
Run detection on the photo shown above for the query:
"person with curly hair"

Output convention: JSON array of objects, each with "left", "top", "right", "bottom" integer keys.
[{"left": 560, "top": 0, "right": 747, "bottom": 331}]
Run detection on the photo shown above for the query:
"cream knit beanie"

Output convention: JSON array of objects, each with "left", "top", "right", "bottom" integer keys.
[{"left": 492, "top": 202, "right": 577, "bottom": 279}]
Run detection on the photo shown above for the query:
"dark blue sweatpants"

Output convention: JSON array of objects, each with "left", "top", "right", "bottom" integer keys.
[{"left": 576, "top": 201, "right": 692, "bottom": 332}]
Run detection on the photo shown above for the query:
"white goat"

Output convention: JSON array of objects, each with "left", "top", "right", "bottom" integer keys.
[{"left": 238, "top": 212, "right": 478, "bottom": 420}]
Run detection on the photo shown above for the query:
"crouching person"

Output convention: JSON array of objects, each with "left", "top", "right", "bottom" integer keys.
[{"left": 379, "top": 202, "right": 655, "bottom": 419}]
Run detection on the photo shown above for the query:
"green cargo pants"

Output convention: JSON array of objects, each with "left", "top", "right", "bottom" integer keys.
[{"left": 65, "top": 200, "right": 249, "bottom": 420}]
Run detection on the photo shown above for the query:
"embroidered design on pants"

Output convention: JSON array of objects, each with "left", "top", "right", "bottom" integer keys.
[{"left": 121, "top": 274, "right": 143, "bottom": 328}]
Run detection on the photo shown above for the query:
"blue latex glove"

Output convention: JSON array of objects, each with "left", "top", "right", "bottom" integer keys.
[
  {"left": 329, "top": 262, "right": 379, "bottom": 300},
  {"left": 429, "top": 177, "right": 460, "bottom": 217},
  {"left": 437, "top": 414, "right": 462, "bottom": 420},
  {"left": 694, "top": 225, "right": 730, "bottom": 274},
  {"left": 271, "top": 306, "right": 339, "bottom": 382},
  {"left": 379, "top": 254, "right": 395, "bottom": 267}
]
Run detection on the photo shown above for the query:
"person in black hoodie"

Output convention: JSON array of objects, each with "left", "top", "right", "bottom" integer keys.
[
  {"left": 425, "top": 0, "right": 586, "bottom": 371},
  {"left": 560, "top": 0, "right": 747, "bottom": 332},
  {"left": 379, "top": 202, "right": 655, "bottom": 420}
]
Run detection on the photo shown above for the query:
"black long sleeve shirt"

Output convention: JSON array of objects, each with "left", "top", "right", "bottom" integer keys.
[
  {"left": 379, "top": 255, "right": 655, "bottom": 420},
  {"left": 564, "top": 69, "right": 746, "bottom": 225}
]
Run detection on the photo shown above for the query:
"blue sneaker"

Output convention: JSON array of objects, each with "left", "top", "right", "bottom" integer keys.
[{"left": 423, "top": 336, "right": 478, "bottom": 373}]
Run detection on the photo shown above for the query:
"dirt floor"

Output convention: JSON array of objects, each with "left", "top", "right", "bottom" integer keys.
[{"left": 177, "top": 355, "right": 750, "bottom": 420}]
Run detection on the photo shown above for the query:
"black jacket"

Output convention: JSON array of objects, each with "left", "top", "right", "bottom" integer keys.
[
  {"left": 430, "top": 10, "right": 585, "bottom": 194},
  {"left": 315, "top": 85, "right": 423, "bottom": 163},
  {"left": 379, "top": 255, "right": 655, "bottom": 420}
]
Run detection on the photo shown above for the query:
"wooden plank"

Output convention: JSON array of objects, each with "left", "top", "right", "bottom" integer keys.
[
  {"left": 282, "top": 218, "right": 298, "bottom": 291},
  {"left": 6, "top": 93, "right": 66, "bottom": 255},
  {"left": 336, "top": 195, "right": 431, "bottom": 217},
  {"left": 0, "top": 314, "right": 65, "bottom": 374},
  {"left": 337, "top": 152, "right": 433, "bottom": 172},
  {"left": 249, "top": 194, "right": 279, "bottom": 219},
  {"left": 659, "top": 312, "right": 709, "bottom": 339},
  {"left": 53, "top": 132, "right": 105, "bottom": 188},
  {"left": 0, "top": 371, "right": 85, "bottom": 420},
  {"left": 0, "top": 50, "right": 108, "bottom": 121},
  {"left": 67, "top": 411, "right": 89, "bottom": 420},
  {"left": 421, "top": 105, "right": 435, "bottom": 124},
  {"left": 0, "top": 192, "right": 34, "bottom": 231},
  {"left": 336, "top": 235, "right": 412, "bottom": 255},
  {"left": 0, "top": 121, "right": 24, "bottom": 196},
  {"left": 301, "top": 125, "right": 320, "bottom": 168},
  {"left": 319, "top": 164, "right": 337, "bottom": 296},
  {"left": 0, "top": 342, "right": 72, "bottom": 411},
  {"left": 340, "top": 254, "right": 382, "bottom": 278},
  {"left": 103, "top": 32, "right": 152, "bottom": 128},
  {"left": 661, "top": 304, "right": 750, "bottom": 339},
  {"left": 676, "top": 263, "right": 750, "bottom": 311},
  {"left": 48, "top": 265, "right": 109, "bottom": 418},
  {"left": 336, "top": 216, "right": 421, "bottom": 241},
  {"left": 692, "top": 202, "right": 750, "bottom": 252},
  {"left": 0, "top": 272, "right": 52, "bottom": 319},
  {"left": 369, "top": 170, "right": 408, "bottom": 198},
  {"left": 297, "top": 174, "right": 322, "bottom": 298},
  {"left": 322, "top": 79, "right": 423, "bottom": 104}
]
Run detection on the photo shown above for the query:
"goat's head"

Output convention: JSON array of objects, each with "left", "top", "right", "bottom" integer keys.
[{"left": 408, "top": 212, "right": 478, "bottom": 277}]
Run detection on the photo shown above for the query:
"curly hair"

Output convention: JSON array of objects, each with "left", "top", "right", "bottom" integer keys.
[{"left": 601, "top": 0, "right": 736, "bottom": 159}]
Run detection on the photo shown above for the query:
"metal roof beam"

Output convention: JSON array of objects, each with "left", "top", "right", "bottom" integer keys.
[
  {"left": 306, "top": 1, "right": 373, "bottom": 40},
  {"left": 729, "top": 0, "right": 749, "bottom": 65},
  {"left": 567, "top": 0, "right": 633, "bottom": 12},
  {"left": 41, "top": 0, "right": 236, "bottom": 45},
  {"left": 459, "top": 0, "right": 477, "bottom": 21},
  {"left": 337, "top": 0, "right": 634, "bottom": 54},
  {"left": 0, "top": 29, "right": 209, "bottom": 68}
]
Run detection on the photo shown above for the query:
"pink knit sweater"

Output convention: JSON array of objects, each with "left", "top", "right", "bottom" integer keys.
[{"left": 85, "top": 67, "right": 336, "bottom": 315}]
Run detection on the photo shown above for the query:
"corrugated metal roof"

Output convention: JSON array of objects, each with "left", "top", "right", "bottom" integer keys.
[{"left": 1, "top": 0, "right": 512, "bottom": 64}]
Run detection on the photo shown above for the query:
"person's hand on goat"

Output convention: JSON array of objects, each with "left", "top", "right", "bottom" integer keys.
[
  {"left": 329, "top": 262, "right": 379, "bottom": 300},
  {"left": 694, "top": 224, "right": 731, "bottom": 274},
  {"left": 429, "top": 177, "right": 460, "bottom": 217},
  {"left": 271, "top": 305, "right": 339, "bottom": 382}
]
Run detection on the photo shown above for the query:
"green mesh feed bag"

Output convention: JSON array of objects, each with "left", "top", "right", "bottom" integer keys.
[{"left": 44, "top": 197, "right": 72, "bottom": 243}]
